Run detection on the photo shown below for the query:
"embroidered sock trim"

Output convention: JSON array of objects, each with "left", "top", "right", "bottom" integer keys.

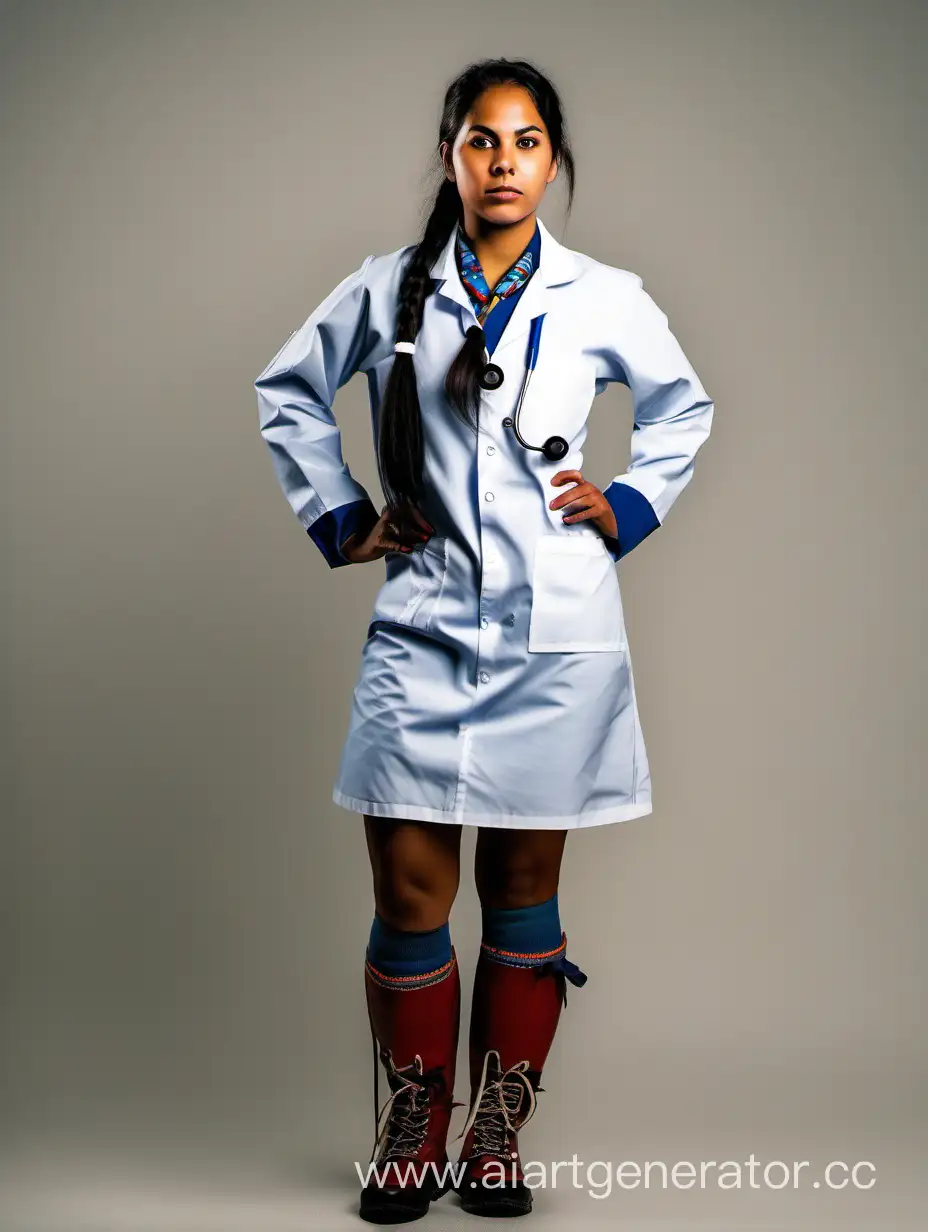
[
  {"left": 480, "top": 931, "right": 568, "bottom": 967},
  {"left": 365, "top": 954, "right": 456, "bottom": 990}
]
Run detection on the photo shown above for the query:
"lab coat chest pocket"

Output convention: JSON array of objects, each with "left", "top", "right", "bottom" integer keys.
[{"left": 528, "top": 536, "right": 626, "bottom": 653}]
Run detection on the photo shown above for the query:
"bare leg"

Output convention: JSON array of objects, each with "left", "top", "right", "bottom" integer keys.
[
  {"left": 473, "top": 826, "right": 568, "bottom": 909},
  {"left": 364, "top": 815, "right": 463, "bottom": 928}
]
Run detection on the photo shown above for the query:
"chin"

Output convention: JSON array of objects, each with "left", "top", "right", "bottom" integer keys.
[{"left": 476, "top": 200, "right": 533, "bottom": 222}]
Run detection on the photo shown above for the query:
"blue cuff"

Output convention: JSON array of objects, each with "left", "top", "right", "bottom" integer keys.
[
  {"left": 307, "top": 498, "right": 381, "bottom": 568},
  {"left": 602, "top": 481, "right": 661, "bottom": 560}
]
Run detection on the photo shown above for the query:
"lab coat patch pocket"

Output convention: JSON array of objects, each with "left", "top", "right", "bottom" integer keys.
[
  {"left": 397, "top": 535, "right": 449, "bottom": 633},
  {"left": 528, "top": 536, "right": 626, "bottom": 653}
]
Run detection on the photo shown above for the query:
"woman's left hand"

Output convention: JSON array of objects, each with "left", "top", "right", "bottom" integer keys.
[{"left": 549, "top": 470, "right": 618, "bottom": 541}]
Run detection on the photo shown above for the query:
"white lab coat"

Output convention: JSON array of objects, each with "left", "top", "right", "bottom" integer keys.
[{"left": 256, "top": 216, "right": 713, "bottom": 828}]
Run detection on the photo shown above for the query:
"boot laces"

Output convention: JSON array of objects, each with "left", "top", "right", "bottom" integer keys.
[
  {"left": 455, "top": 1049, "right": 536, "bottom": 1160},
  {"left": 371, "top": 1051, "right": 443, "bottom": 1164}
]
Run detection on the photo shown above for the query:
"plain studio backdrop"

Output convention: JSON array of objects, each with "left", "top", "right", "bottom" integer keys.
[{"left": 2, "top": 1, "right": 925, "bottom": 1229}]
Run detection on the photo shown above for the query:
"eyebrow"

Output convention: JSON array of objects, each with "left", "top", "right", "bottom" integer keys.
[{"left": 467, "top": 124, "right": 544, "bottom": 137}]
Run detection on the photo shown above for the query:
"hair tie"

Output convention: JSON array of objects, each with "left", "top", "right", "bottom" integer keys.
[{"left": 394, "top": 341, "right": 416, "bottom": 355}]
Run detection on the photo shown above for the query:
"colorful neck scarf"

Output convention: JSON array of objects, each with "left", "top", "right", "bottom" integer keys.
[{"left": 455, "top": 224, "right": 536, "bottom": 326}]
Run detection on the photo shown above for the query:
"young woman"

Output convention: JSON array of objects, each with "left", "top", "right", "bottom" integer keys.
[{"left": 256, "top": 58, "right": 713, "bottom": 1224}]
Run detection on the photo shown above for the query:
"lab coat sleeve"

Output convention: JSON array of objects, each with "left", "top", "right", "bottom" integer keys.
[
  {"left": 597, "top": 276, "right": 714, "bottom": 561},
  {"left": 255, "top": 254, "right": 382, "bottom": 568}
]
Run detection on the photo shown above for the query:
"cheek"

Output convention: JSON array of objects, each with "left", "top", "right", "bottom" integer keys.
[
  {"left": 455, "top": 153, "right": 483, "bottom": 191},
  {"left": 524, "top": 157, "right": 554, "bottom": 195}
]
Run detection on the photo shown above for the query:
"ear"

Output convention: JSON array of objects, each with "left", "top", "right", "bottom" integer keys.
[
  {"left": 439, "top": 140, "right": 456, "bottom": 183},
  {"left": 546, "top": 156, "right": 559, "bottom": 187}
]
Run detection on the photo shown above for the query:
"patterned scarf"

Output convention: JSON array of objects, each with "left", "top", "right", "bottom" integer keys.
[{"left": 455, "top": 224, "right": 536, "bottom": 326}]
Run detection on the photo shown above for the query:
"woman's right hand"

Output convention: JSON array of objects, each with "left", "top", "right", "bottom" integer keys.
[{"left": 340, "top": 502, "right": 436, "bottom": 564}]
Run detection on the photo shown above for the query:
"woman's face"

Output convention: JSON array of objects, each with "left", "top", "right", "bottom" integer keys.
[{"left": 441, "top": 84, "right": 558, "bottom": 228}]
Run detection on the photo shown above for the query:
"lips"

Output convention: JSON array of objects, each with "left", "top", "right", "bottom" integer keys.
[{"left": 486, "top": 187, "right": 522, "bottom": 195}]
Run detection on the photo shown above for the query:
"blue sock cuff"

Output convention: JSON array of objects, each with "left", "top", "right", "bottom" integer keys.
[
  {"left": 481, "top": 892, "right": 562, "bottom": 957},
  {"left": 366, "top": 914, "right": 452, "bottom": 977}
]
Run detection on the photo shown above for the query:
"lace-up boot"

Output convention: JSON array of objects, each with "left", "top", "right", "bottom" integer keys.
[
  {"left": 453, "top": 932, "right": 587, "bottom": 1216},
  {"left": 359, "top": 948, "right": 462, "bottom": 1224}
]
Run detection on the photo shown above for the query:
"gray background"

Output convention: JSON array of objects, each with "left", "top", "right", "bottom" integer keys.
[{"left": 3, "top": 0, "right": 925, "bottom": 1228}]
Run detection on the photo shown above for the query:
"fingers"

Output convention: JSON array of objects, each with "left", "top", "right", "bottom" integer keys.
[
  {"left": 382, "top": 520, "right": 413, "bottom": 553},
  {"left": 385, "top": 520, "right": 420, "bottom": 549},
  {"left": 380, "top": 520, "right": 417, "bottom": 554},
  {"left": 551, "top": 479, "right": 606, "bottom": 524},
  {"left": 549, "top": 480, "right": 595, "bottom": 511},
  {"left": 383, "top": 500, "right": 435, "bottom": 549},
  {"left": 560, "top": 498, "right": 598, "bottom": 523},
  {"left": 374, "top": 507, "right": 408, "bottom": 554}
]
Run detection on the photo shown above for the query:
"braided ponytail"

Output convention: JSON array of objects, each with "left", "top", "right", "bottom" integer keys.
[
  {"left": 377, "top": 179, "right": 460, "bottom": 511},
  {"left": 377, "top": 57, "right": 575, "bottom": 515}
]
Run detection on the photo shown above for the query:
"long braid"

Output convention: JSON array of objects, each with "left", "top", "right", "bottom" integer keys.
[{"left": 377, "top": 181, "right": 461, "bottom": 512}]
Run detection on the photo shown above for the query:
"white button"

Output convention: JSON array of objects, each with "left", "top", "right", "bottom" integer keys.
[
  {"left": 480, "top": 617, "right": 489, "bottom": 629},
  {"left": 479, "top": 671, "right": 490, "bottom": 684},
  {"left": 486, "top": 444, "right": 496, "bottom": 455},
  {"left": 484, "top": 492, "right": 495, "bottom": 502}
]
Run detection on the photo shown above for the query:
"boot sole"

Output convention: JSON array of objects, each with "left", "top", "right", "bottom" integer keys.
[
  {"left": 457, "top": 1183, "right": 533, "bottom": 1217},
  {"left": 359, "top": 1179, "right": 450, "bottom": 1223}
]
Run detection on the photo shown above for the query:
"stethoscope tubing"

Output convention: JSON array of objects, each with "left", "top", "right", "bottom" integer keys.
[
  {"left": 508, "top": 314, "right": 569, "bottom": 462},
  {"left": 510, "top": 314, "right": 543, "bottom": 450}
]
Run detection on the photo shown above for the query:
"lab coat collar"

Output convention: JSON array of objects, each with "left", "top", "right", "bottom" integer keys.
[{"left": 428, "top": 215, "right": 583, "bottom": 357}]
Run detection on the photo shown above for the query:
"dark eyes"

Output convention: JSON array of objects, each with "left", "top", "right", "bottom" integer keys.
[{"left": 469, "top": 136, "right": 540, "bottom": 149}]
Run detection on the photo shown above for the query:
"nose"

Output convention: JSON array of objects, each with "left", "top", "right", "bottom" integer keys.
[{"left": 491, "top": 146, "right": 516, "bottom": 176}]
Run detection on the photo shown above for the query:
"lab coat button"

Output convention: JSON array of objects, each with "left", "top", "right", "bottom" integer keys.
[
  {"left": 486, "top": 444, "right": 496, "bottom": 455},
  {"left": 502, "top": 417, "right": 513, "bottom": 427},
  {"left": 479, "top": 671, "right": 490, "bottom": 684},
  {"left": 484, "top": 492, "right": 495, "bottom": 502},
  {"left": 480, "top": 617, "right": 489, "bottom": 629}
]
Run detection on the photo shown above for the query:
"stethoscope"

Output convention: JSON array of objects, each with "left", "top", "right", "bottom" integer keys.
[{"left": 478, "top": 314, "right": 570, "bottom": 463}]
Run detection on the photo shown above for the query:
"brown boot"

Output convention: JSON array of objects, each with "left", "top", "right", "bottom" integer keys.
[
  {"left": 359, "top": 948, "right": 463, "bottom": 1224},
  {"left": 453, "top": 933, "right": 587, "bottom": 1217}
]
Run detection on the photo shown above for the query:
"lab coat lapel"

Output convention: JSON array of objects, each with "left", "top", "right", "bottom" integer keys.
[
  {"left": 429, "top": 229, "right": 474, "bottom": 317},
  {"left": 428, "top": 215, "right": 582, "bottom": 355}
]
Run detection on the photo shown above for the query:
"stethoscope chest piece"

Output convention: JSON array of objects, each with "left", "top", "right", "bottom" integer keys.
[
  {"left": 479, "top": 362, "right": 504, "bottom": 391},
  {"left": 542, "top": 435, "right": 570, "bottom": 462}
]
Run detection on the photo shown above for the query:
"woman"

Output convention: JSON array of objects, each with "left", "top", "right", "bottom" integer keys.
[{"left": 256, "top": 58, "right": 714, "bottom": 1223}]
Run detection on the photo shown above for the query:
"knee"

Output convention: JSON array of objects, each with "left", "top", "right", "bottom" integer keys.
[
  {"left": 374, "top": 866, "right": 458, "bottom": 930},
  {"left": 476, "top": 859, "right": 557, "bottom": 910}
]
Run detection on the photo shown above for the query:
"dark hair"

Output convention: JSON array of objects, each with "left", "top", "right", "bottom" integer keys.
[{"left": 377, "top": 58, "right": 576, "bottom": 514}]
